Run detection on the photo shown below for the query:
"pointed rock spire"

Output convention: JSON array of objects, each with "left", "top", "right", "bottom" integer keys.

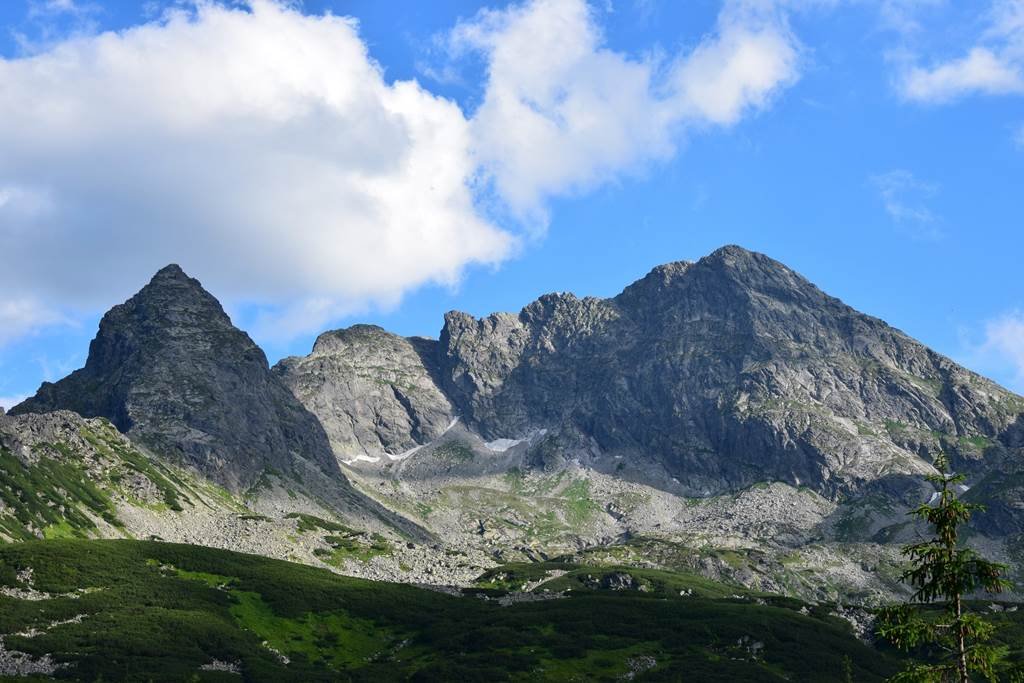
[{"left": 12, "top": 265, "right": 338, "bottom": 491}]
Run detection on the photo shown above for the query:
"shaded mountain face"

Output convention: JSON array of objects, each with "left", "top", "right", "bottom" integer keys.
[
  {"left": 11, "top": 265, "right": 340, "bottom": 491},
  {"left": 274, "top": 325, "right": 455, "bottom": 462},
  {"left": 282, "top": 246, "right": 1024, "bottom": 499}
]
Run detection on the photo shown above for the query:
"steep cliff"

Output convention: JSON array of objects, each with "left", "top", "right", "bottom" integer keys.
[{"left": 13, "top": 265, "right": 341, "bottom": 490}]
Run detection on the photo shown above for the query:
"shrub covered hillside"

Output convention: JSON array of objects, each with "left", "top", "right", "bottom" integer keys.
[{"left": 0, "top": 539, "right": 902, "bottom": 681}]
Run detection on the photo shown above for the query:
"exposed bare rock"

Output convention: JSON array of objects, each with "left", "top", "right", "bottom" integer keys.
[
  {"left": 0, "top": 636, "right": 64, "bottom": 677},
  {"left": 7, "top": 266, "right": 427, "bottom": 538},
  {"left": 12, "top": 265, "right": 339, "bottom": 492},
  {"left": 274, "top": 325, "right": 454, "bottom": 463},
  {"left": 436, "top": 245, "right": 1024, "bottom": 498},
  {"left": 6, "top": 245, "right": 1024, "bottom": 604}
]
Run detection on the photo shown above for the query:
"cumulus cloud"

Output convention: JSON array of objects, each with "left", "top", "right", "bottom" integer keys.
[
  {"left": 896, "top": 0, "right": 1024, "bottom": 102},
  {"left": 0, "top": 0, "right": 802, "bottom": 344},
  {"left": 901, "top": 47, "right": 1024, "bottom": 101},
  {"left": 965, "top": 311, "right": 1024, "bottom": 394},
  {"left": 0, "top": 0, "right": 513, "bottom": 339},
  {"left": 0, "top": 298, "right": 70, "bottom": 346},
  {"left": 450, "top": 0, "right": 801, "bottom": 222}
]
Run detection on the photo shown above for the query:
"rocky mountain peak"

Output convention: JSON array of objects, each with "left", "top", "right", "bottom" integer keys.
[
  {"left": 274, "top": 326, "right": 455, "bottom": 461},
  {"left": 151, "top": 262, "right": 188, "bottom": 279},
  {"left": 614, "top": 260, "right": 693, "bottom": 300},
  {"left": 311, "top": 324, "right": 397, "bottom": 356},
  {"left": 427, "top": 246, "right": 1024, "bottom": 497},
  {"left": 705, "top": 242, "right": 760, "bottom": 264},
  {"left": 140, "top": 262, "right": 217, "bottom": 303},
  {"left": 264, "top": 245, "right": 1023, "bottom": 503},
  {"left": 610, "top": 244, "right": 772, "bottom": 303},
  {"left": 12, "top": 265, "right": 339, "bottom": 491}
]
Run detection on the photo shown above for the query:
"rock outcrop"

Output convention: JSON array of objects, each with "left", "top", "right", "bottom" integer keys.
[
  {"left": 281, "top": 246, "right": 1023, "bottom": 501},
  {"left": 436, "top": 246, "right": 1023, "bottom": 496},
  {"left": 274, "top": 325, "right": 454, "bottom": 461},
  {"left": 11, "top": 265, "right": 341, "bottom": 491}
]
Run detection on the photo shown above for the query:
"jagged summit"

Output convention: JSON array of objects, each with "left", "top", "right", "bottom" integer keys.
[
  {"left": 12, "top": 264, "right": 337, "bottom": 491},
  {"left": 143, "top": 263, "right": 214, "bottom": 299},
  {"left": 288, "top": 244, "right": 1022, "bottom": 500},
  {"left": 16, "top": 248, "right": 1024, "bottom": 507},
  {"left": 274, "top": 325, "right": 454, "bottom": 460},
  {"left": 152, "top": 262, "right": 188, "bottom": 278},
  {"left": 705, "top": 242, "right": 764, "bottom": 262},
  {"left": 311, "top": 324, "right": 401, "bottom": 355}
]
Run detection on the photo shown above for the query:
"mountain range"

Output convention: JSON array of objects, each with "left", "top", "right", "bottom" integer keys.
[{"left": 3, "top": 245, "right": 1023, "bottom": 601}]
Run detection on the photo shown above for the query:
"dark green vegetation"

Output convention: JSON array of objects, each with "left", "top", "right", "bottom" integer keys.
[
  {"left": 0, "top": 419, "right": 210, "bottom": 543},
  {"left": 473, "top": 561, "right": 749, "bottom": 599},
  {"left": 433, "top": 441, "right": 475, "bottom": 464},
  {"left": 286, "top": 513, "right": 392, "bottom": 565},
  {"left": 0, "top": 540, "right": 907, "bottom": 682},
  {"left": 0, "top": 446, "right": 120, "bottom": 541},
  {"left": 879, "top": 455, "right": 1017, "bottom": 682},
  {"left": 285, "top": 512, "right": 355, "bottom": 534},
  {"left": 79, "top": 422, "right": 187, "bottom": 512},
  {"left": 877, "top": 603, "right": 1024, "bottom": 682}
]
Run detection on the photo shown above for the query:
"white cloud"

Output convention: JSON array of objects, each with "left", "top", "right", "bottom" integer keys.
[
  {"left": 0, "top": 395, "right": 29, "bottom": 412},
  {"left": 450, "top": 0, "right": 801, "bottom": 222},
  {"left": 870, "top": 169, "right": 942, "bottom": 237},
  {"left": 896, "top": 0, "right": 1024, "bottom": 102},
  {"left": 901, "top": 47, "right": 1024, "bottom": 101},
  {"left": 966, "top": 311, "right": 1024, "bottom": 394},
  {"left": 0, "top": 0, "right": 513, "bottom": 340},
  {"left": 0, "top": 0, "right": 802, "bottom": 344},
  {"left": 0, "top": 298, "right": 70, "bottom": 346}
]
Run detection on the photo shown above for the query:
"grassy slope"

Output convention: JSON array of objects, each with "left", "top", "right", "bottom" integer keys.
[
  {"left": 0, "top": 419, "right": 233, "bottom": 543},
  {"left": 0, "top": 539, "right": 903, "bottom": 682},
  {"left": 0, "top": 446, "right": 122, "bottom": 541}
]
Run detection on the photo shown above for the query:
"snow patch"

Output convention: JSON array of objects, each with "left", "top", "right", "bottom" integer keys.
[
  {"left": 341, "top": 453, "right": 381, "bottom": 465},
  {"left": 348, "top": 417, "right": 458, "bottom": 464},
  {"left": 927, "top": 485, "right": 969, "bottom": 503},
  {"left": 485, "top": 438, "right": 522, "bottom": 452},
  {"left": 387, "top": 445, "right": 422, "bottom": 461},
  {"left": 485, "top": 428, "right": 548, "bottom": 452}
]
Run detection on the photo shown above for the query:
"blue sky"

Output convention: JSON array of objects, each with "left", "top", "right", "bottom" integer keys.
[{"left": 1, "top": 0, "right": 1022, "bottom": 409}]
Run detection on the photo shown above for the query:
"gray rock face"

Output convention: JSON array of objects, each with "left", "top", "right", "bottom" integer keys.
[
  {"left": 11, "top": 265, "right": 340, "bottom": 491},
  {"left": 274, "top": 246, "right": 1023, "bottom": 500},
  {"left": 435, "top": 245, "right": 1024, "bottom": 497},
  {"left": 274, "top": 326, "right": 455, "bottom": 461}
]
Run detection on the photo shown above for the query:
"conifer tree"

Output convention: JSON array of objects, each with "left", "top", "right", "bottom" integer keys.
[{"left": 878, "top": 454, "right": 1012, "bottom": 682}]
